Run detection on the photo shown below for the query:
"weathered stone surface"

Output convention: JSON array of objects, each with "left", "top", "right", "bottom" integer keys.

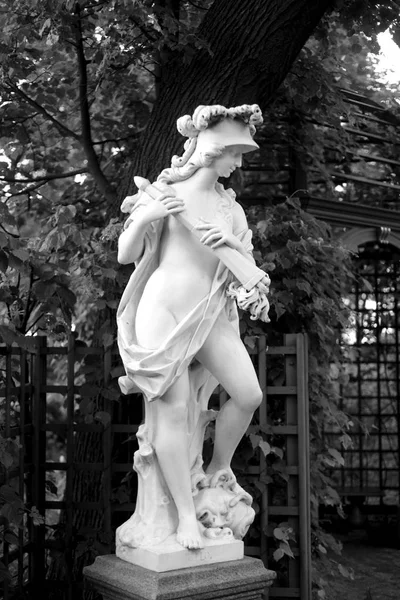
[{"left": 83, "top": 554, "right": 276, "bottom": 600}]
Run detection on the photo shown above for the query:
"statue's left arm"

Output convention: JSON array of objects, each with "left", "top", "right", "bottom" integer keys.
[{"left": 195, "top": 201, "right": 253, "bottom": 261}]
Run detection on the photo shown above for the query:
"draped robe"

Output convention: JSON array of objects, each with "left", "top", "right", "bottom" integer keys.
[{"left": 115, "top": 185, "right": 255, "bottom": 550}]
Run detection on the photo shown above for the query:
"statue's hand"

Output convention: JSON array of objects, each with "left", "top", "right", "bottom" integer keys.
[
  {"left": 257, "top": 275, "right": 271, "bottom": 294},
  {"left": 138, "top": 183, "right": 185, "bottom": 223},
  {"left": 195, "top": 220, "right": 240, "bottom": 250}
]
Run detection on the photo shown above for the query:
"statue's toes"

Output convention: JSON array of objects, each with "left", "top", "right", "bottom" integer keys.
[{"left": 176, "top": 531, "right": 204, "bottom": 550}]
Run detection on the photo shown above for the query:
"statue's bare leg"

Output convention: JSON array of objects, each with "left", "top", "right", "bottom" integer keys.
[
  {"left": 136, "top": 307, "right": 204, "bottom": 550},
  {"left": 153, "top": 373, "right": 204, "bottom": 550},
  {"left": 196, "top": 315, "right": 263, "bottom": 475}
]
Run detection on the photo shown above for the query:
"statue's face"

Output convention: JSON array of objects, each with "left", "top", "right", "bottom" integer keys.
[{"left": 212, "top": 146, "right": 243, "bottom": 178}]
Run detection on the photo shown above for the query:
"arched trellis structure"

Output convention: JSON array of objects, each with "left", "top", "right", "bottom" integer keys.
[
  {"left": 340, "top": 226, "right": 400, "bottom": 253},
  {"left": 239, "top": 84, "right": 400, "bottom": 541},
  {"left": 324, "top": 227, "right": 400, "bottom": 534}
]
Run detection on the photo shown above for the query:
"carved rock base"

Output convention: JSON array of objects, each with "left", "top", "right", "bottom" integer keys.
[
  {"left": 83, "top": 554, "right": 276, "bottom": 600},
  {"left": 116, "top": 536, "right": 244, "bottom": 572}
]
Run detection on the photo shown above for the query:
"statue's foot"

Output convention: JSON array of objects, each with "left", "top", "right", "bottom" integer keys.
[{"left": 176, "top": 515, "right": 204, "bottom": 550}]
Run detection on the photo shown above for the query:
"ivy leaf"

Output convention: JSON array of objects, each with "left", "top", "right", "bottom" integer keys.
[
  {"left": 339, "top": 434, "right": 353, "bottom": 449},
  {"left": 297, "top": 281, "right": 313, "bottom": 295},
  {"left": 273, "top": 547, "right": 285, "bottom": 561},
  {"left": 279, "top": 541, "right": 294, "bottom": 558},
  {"left": 259, "top": 440, "right": 272, "bottom": 456},
  {"left": 102, "top": 332, "right": 114, "bottom": 348},
  {"left": 272, "top": 300, "right": 287, "bottom": 319},
  {"left": 0, "top": 487, "right": 24, "bottom": 527},
  {"left": 0, "top": 450, "right": 14, "bottom": 469},
  {"left": 249, "top": 433, "right": 262, "bottom": 449},
  {"left": 3, "top": 530, "right": 19, "bottom": 545},
  {"left": 28, "top": 506, "right": 44, "bottom": 526},
  {"left": 79, "top": 383, "right": 101, "bottom": 398},
  {"left": 323, "top": 486, "right": 341, "bottom": 506},
  {"left": 45, "top": 480, "right": 58, "bottom": 496},
  {"left": 0, "top": 560, "right": 11, "bottom": 583},
  {"left": 0, "top": 250, "right": 8, "bottom": 272},
  {"left": 244, "top": 335, "right": 256, "bottom": 349},
  {"left": 95, "top": 411, "right": 112, "bottom": 427},
  {"left": 0, "top": 326, "right": 37, "bottom": 349},
  {"left": 0, "top": 484, "right": 19, "bottom": 504},
  {"left": 12, "top": 249, "right": 30, "bottom": 262},
  {"left": 0, "top": 232, "right": 8, "bottom": 248},
  {"left": 101, "top": 387, "right": 121, "bottom": 401},
  {"left": 327, "top": 447, "right": 345, "bottom": 466},
  {"left": 102, "top": 268, "right": 118, "bottom": 279},
  {"left": 110, "top": 366, "right": 125, "bottom": 378},
  {"left": 271, "top": 446, "right": 284, "bottom": 459},
  {"left": 338, "top": 563, "right": 354, "bottom": 579},
  {"left": 273, "top": 527, "right": 287, "bottom": 541}
]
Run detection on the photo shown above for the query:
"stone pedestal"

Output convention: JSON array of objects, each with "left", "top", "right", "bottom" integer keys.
[{"left": 83, "top": 554, "right": 276, "bottom": 600}]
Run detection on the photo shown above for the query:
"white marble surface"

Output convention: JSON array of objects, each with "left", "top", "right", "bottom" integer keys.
[{"left": 116, "top": 536, "right": 244, "bottom": 572}]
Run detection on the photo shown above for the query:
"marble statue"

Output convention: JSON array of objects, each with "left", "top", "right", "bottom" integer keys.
[{"left": 115, "top": 103, "right": 271, "bottom": 567}]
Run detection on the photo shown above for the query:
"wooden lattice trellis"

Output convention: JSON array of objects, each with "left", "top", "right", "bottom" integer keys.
[
  {"left": 0, "top": 333, "right": 310, "bottom": 600},
  {"left": 324, "top": 242, "right": 400, "bottom": 525}
]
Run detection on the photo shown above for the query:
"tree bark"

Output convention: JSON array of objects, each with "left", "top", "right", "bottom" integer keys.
[{"left": 117, "top": 0, "right": 334, "bottom": 206}]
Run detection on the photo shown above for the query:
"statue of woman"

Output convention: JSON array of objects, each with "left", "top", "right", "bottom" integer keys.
[{"left": 116, "top": 104, "right": 270, "bottom": 556}]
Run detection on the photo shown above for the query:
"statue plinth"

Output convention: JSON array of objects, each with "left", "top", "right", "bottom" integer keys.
[
  {"left": 116, "top": 536, "right": 244, "bottom": 572},
  {"left": 83, "top": 554, "right": 276, "bottom": 600}
]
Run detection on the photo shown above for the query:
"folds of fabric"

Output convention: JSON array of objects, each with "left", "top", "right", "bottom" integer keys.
[{"left": 116, "top": 195, "right": 254, "bottom": 403}]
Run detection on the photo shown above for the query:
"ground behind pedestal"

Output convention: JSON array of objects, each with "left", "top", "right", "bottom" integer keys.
[{"left": 321, "top": 532, "right": 400, "bottom": 600}]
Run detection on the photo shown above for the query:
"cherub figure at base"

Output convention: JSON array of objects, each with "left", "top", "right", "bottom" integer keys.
[{"left": 116, "top": 103, "right": 270, "bottom": 555}]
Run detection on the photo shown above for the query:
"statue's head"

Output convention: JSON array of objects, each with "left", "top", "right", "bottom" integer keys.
[{"left": 157, "top": 103, "right": 263, "bottom": 184}]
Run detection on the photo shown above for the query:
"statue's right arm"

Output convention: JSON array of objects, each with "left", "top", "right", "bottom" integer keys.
[
  {"left": 117, "top": 190, "right": 185, "bottom": 264},
  {"left": 117, "top": 211, "right": 153, "bottom": 265}
]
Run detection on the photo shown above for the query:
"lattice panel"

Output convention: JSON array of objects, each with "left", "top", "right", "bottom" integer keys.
[
  {"left": 326, "top": 242, "right": 400, "bottom": 507},
  {"left": 1, "top": 334, "right": 311, "bottom": 600}
]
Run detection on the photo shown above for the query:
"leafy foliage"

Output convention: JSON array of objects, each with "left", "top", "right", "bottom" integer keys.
[
  {"left": 0, "top": 0, "right": 399, "bottom": 340},
  {"left": 0, "top": 438, "right": 44, "bottom": 583},
  {"left": 241, "top": 197, "right": 355, "bottom": 597}
]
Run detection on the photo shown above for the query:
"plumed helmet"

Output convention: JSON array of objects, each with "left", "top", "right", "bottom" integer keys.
[
  {"left": 174, "top": 103, "right": 263, "bottom": 164},
  {"left": 195, "top": 117, "right": 259, "bottom": 154}
]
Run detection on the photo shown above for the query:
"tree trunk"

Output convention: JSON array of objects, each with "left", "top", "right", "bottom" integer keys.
[{"left": 117, "top": 0, "right": 333, "bottom": 205}]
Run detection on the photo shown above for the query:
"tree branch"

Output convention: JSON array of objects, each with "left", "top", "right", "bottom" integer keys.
[
  {"left": 25, "top": 311, "right": 45, "bottom": 336},
  {"left": 128, "top": 15, "right": 159, "bottom": 43},
  {"left": 187, "top": 0, "right": 208, "bottom": 10},
  {"left": 0, "top": 224, "right": 19, "bottom": 238},
  {"left": 81, "top": 0, "right": 111, "bottom": 16},
  {"left": 74, "top": 3, "right": 117, "bottom": 202},
  {"left": 7, "top": 181, "right": 48, "bottom": 197},
  {"left": 5, "top": 81, "right": 81, "bottom": 141},
  {"left": 20, "top": 267, "right": 35, "bottom": 334},
  {"left": 92, "top": 134, "right": 139, "bottom": 145},
  {"left": 1, "top": 169, "right": 88, "bottom": 184}
]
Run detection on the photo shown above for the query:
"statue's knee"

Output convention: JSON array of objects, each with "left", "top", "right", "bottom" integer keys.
[{"left": 248, "top": 387, "right": 263, "bottom": 412}]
